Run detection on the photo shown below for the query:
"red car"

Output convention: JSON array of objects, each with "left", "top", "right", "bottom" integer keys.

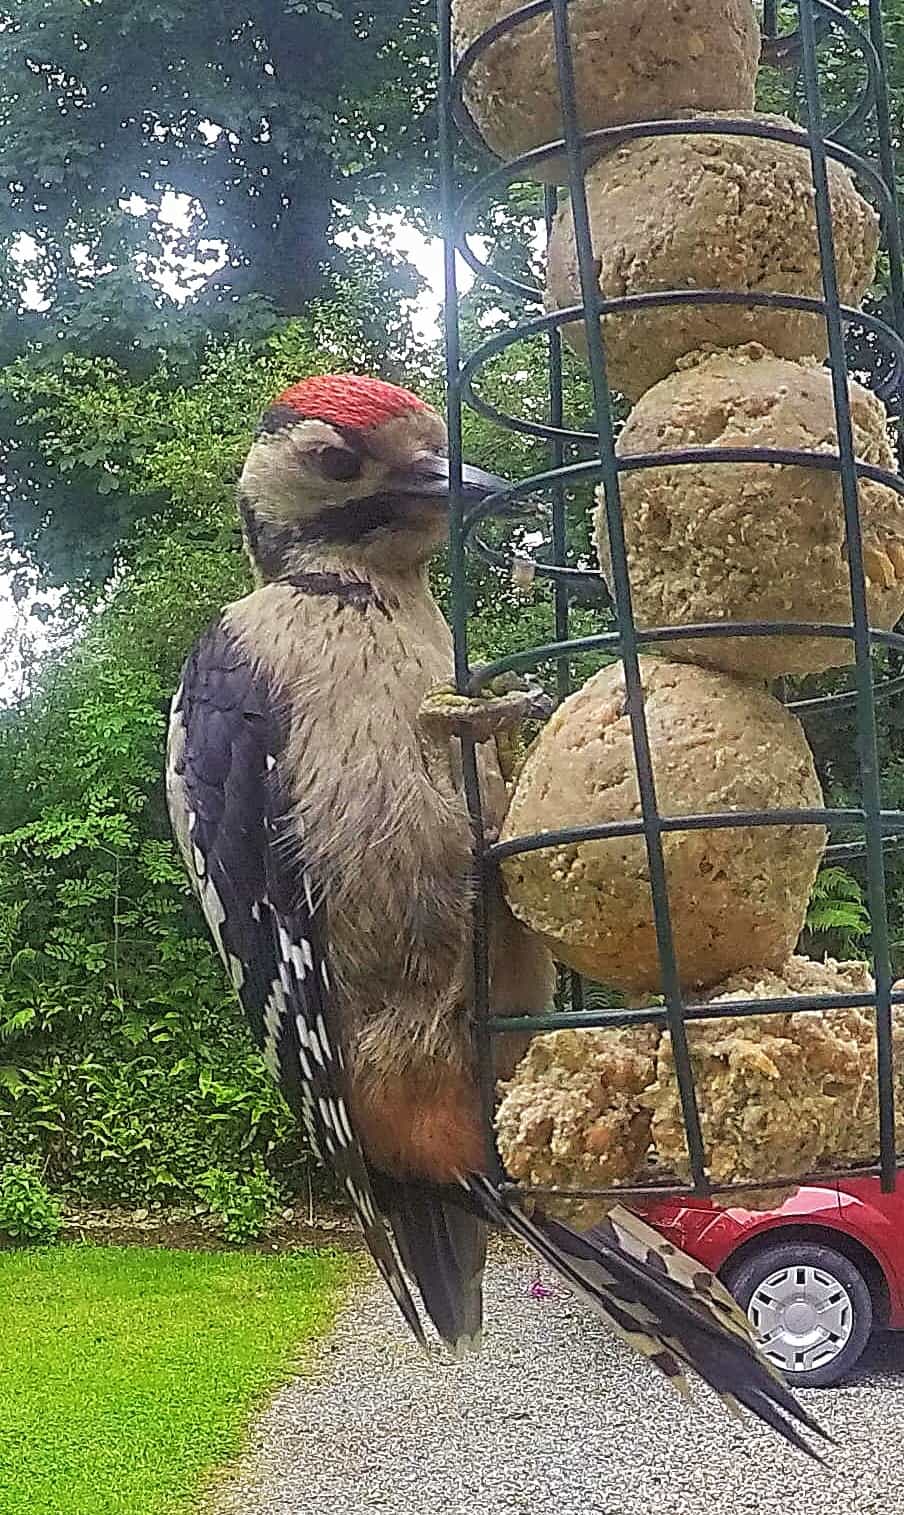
[{"left": 642, "top": 1175, "right": 904, "bottom": 1387}]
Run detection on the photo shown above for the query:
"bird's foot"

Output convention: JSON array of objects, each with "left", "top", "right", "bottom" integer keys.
[{"left": 417, "top": 674, "right": 553, "bottom": 745}]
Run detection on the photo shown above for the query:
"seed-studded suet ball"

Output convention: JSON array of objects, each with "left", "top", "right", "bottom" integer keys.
[
  {"left": 650, "top": 955, "right": 896, "bottom": 1202},
  {"left": 496, "top": 956, "right": 896, "bottom": 1219},
  {"left": 545, "top": 114, "right": 879, "bottom": 399},
  {"left": 452, "top": 0, "right": 760, "bottom": 182},
  {"left": 495, "top": 1025, "right": 658, "bottom": 1228},
  {"left": 500, "top": 656, "right": 825, "bottom": 992},
  {"left": 596, "top": 345, "right": 904, "bottom": 679}
]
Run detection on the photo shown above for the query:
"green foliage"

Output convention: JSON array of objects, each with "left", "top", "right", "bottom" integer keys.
[
  {"left": 0, "top": 290, "right": 422, "bottom": 589},
  {"left": 0, "top": 1245, "right": 349, "bottom": 1515},
  {"left": 0, "top": 1164, "right": 62, "bottom": 1244},
  {"left": 2, "top": 0, "right": 904, "bottom": 1214},
  {"left": 0, "top": 587, "right": 304, "bottom": 1203},
  {"left": 0, "top": 302, "right": 449, "bottom": 1207},
  {"left": 0, "top": 0, "right": 440, "bottom": 584},
  {"left": 198, "top": 1163, "right": 283, "bottom": 1245},
  {"left": 799, "top": 653, "right": 904, "bottom": 974},
  {"left": 0, "top": 0, "right": 437, "bottom": 327},
  {"left": 804, "top": 866, "right": 872, "bottom": 961}
]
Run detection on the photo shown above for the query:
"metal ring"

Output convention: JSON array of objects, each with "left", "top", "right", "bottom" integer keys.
[
  {"left": 460, "top": 297, "right": 904, "bottom": 442},
  {"left": 453, "top": 116, "right": 895, "bottom": 305}
]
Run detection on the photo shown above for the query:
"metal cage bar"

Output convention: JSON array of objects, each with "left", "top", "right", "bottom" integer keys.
[{"left": 439, "top": 0, "right": 904, "bottom": 1204}]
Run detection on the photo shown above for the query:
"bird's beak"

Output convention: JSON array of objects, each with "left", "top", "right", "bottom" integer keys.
[{"left": 386, "top": 451, "right": 509, "bottom": 504}]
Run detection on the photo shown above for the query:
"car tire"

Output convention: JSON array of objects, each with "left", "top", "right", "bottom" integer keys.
[{"left": 723, "top": 1240, "right": 873, "bottom": 1388}]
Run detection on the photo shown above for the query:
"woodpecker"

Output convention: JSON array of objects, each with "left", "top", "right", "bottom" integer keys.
[{"left": 166, "top": 373, "right": 826, "bottom": 1458}]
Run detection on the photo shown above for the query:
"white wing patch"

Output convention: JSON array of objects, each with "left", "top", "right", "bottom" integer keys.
[
  {"left": 200, "top": 874, "right": 227, "bottom": 960},
  {"left": 293, "top": 1014, "right": 314, "bottom": 1080},
  {"left": 263, "top": 980, "right": 288, "bottom": 1080}
]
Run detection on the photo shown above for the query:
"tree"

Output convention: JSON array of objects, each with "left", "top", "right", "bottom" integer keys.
[
  {"left": 0, "top": 0, "right": 441, "bottom": 585},
  {"left": 0, "top": 0, "right": 437, "bottom": 325},
  {"left": 4, "top": 0, "right": 904, "bottom": 1207}
]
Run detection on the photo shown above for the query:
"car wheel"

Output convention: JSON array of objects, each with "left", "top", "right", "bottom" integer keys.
[{"left": 723, "top": 1240, "right": 873, "bottom": 1388}]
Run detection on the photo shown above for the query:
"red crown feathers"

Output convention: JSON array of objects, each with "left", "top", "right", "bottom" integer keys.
[{"left": 272, "top": 374, "right": 430, "bottom": 430}]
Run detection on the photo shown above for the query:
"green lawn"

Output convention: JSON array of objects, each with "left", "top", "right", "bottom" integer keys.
[{"left": 0, "top": 1243, "right": 351, "bottom": 1515}]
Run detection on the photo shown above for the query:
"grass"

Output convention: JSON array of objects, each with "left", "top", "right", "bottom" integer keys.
[{"left": 0, "top": 1243, "right": 351, "bottom": 1515}]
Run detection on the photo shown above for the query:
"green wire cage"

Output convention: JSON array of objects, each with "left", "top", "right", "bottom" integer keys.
[{"left": 438, "top": 0, "right": 904, "bottom": 1204}]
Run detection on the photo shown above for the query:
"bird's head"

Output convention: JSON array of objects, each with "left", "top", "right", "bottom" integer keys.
[{"left": 238, "top": 374, "right": 506, "bottom": 579}]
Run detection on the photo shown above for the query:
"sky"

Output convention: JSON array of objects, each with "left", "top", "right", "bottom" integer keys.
[
  {"left": 11, "top": 196, "right": 467, "bottom": 335},
  {"left": 336, "top": 213, "right": 467, "bottom": 343}
]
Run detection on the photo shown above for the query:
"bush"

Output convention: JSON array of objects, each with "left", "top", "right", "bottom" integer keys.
[
  {"left": 0, "top": 1164, "right": 62, "bottom": 1244},
  {"left": 197, "top": 1163, "right": 282, "bottom": 1245},
  {"left": 0, "top": 530, "right": 319, "bottom": 1206}
]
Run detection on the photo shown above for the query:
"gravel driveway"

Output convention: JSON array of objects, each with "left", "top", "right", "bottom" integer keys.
[{"left": 209, "top": 1245, "right": 903, "bottom": 1515}]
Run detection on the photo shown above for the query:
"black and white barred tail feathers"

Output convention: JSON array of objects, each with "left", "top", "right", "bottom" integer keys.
[
  {"left": 167, "top": 618, "right": 425, "bottom": 1348},
  {"left": 466, "top": 1176, "right": 829, "bottom": 1461}
]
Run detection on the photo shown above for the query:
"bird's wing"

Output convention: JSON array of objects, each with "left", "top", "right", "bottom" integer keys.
[{"left": 167, "top": 618, "right": 425, "bottom": 1347}]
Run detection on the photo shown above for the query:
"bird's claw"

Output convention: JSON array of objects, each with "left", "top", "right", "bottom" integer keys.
[{"left": 418, "top": 676, "right": 553, "bottom": 745}]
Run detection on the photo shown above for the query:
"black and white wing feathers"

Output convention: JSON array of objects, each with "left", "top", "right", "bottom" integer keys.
[{"left": 167, "top": 619, "right": 425, "bottom": 1347}]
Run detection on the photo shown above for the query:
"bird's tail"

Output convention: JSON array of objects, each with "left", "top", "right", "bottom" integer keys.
[
  {"left": 465, "top": 1174, "right": 830, "bottom": 1462},
  {"left": 383, "top": 1180, "right": 486, "bottom": 1356}
]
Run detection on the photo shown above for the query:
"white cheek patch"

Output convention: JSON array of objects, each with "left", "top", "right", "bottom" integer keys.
[{"left": 241, "top": 418, "right": 374, "bottom": 525}]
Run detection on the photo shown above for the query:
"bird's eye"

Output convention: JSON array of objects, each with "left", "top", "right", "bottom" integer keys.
[{"left": 317, "top": 445, "right": 362, "bottom": 482}]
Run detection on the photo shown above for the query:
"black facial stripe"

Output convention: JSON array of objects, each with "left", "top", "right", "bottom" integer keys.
[
  {"left": 238, "top": 491, "right": 261, "bottom": 558},
  {"left": 239, "top": 492, "right": 419, "bottom": 575},
  {"left": 238, "top": 491, "right": 300, "bottom": 578},
  {"left": 283, "top": 572, "right": 396, "bottom": 617},
  {"left": 294, "top": 494, "right": 409, "bottom": 546},
  {"left": 244, "top": 491, "right": 441, "bottom": 567}
]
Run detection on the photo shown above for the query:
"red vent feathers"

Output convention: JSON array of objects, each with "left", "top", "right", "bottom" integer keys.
[{"left": 273, "top": 375, "right": 430, "bottom": 430}]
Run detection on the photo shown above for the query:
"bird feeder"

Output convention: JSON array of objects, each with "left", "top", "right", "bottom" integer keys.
[{"left": 439, "top": 0, "right": 904, "bottom": 1208}]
